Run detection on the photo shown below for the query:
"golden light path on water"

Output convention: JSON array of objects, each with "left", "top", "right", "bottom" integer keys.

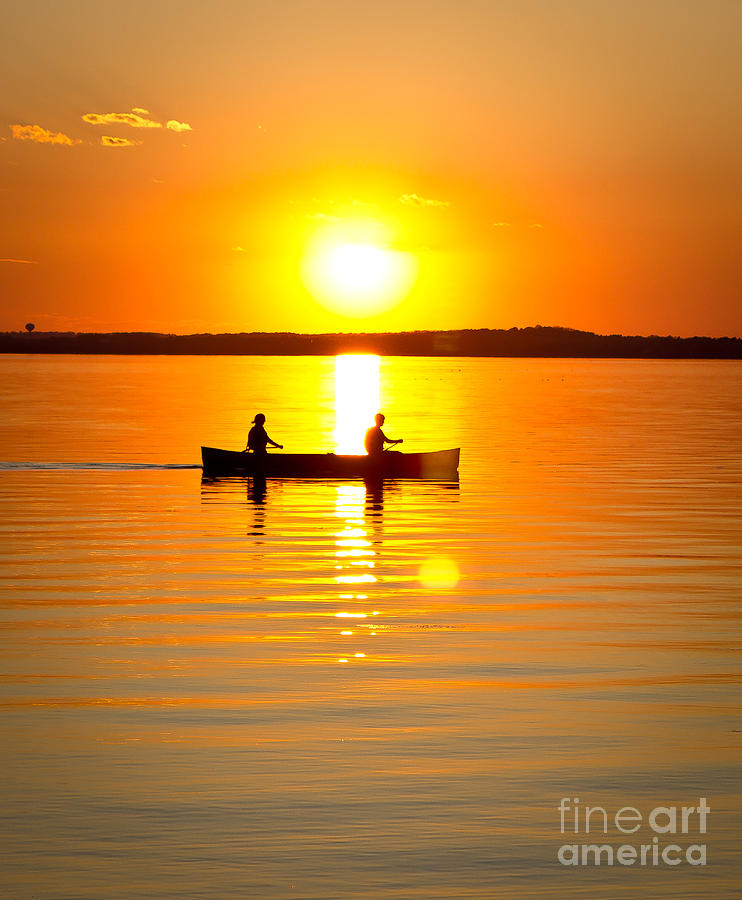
[
  {"left": 334, "top": 484, "right": 376, "bottom": 663},
  {"left": 334, "top": 354, "right": 380, "bottom": 453}
]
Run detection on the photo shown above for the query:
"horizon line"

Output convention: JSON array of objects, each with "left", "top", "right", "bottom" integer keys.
[{"left": 4, "top": 325, "right": 742, "bottom": 341}]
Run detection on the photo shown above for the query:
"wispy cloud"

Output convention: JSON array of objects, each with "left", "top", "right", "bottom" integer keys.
[
  {"left": 82, "top": 109, "right": 193, "bottom": 134},
  {"left": 490, "top": 222, "right": 545, "bottom": 230},
  {"left": 10, "top": 124, "right": 81, "bottom": 146},
  {"left": 10, "top": 109, "right": 192, "bottom": 154},
  {"left": 101, "top": 135, "right": 138, "bottom": 148},
  {"left": 399, "top": 193, "right": 451, "bottom": 208},
  {"left": 0, "top": 257, "right": 38, "bottom": 264},
  {"left": 82, "top": 110, "right": 162, "bottom": 128}
]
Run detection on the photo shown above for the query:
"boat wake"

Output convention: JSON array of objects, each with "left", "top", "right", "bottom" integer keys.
[{"left": 0, "top": 462, "right": 202, "bottom": 471}]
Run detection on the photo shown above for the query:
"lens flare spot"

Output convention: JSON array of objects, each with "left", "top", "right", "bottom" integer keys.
[{"left": 419, "top": 557, "right": 460, "bottom": 589}]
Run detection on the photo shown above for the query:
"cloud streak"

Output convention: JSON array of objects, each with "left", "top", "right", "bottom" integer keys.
[
  {"left": 11, "top": 108, "right": 192, "bottom": 153},
  {"left": 10, "top": 124, "right": 81, "bottom": 145},
  {"left": 82, "top": 111, "right": 162, "bottom": 128},
  {"left": 82, "top": 109, "right": 193, "bottom": 133},
  {"left": 101, "top": 135, "right": 138, "bottom": 147},
  {"left": 0, "top": 258, "right": 38, "bottom": 264},
  {"left": 399, "top": 193, "right": 451, "bottom": 208}
]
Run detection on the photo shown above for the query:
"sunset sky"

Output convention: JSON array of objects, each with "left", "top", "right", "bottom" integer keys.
[{"left": 1, "top": 0, "right": 740, "bottom": 336}]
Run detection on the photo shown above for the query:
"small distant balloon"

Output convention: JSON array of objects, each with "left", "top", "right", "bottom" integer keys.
[{"left": 25, "top": 323, "right": 35, "bottom": 333}]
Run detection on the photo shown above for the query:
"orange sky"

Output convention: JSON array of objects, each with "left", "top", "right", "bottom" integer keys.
[{"left": 1, "top": 0, "right": 740, "bottom": 336}]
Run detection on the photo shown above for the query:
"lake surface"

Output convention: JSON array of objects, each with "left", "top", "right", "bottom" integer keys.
[{"left": 1, "top": 354, "right": 740, "bottom": 898}]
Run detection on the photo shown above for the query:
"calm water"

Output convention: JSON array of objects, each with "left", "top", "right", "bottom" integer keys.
[{"left": 1, "top": 354, "right": 741, "bottom": 898}]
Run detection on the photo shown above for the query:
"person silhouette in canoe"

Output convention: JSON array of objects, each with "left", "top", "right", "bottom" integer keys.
[
  {"left": 245, "top": 413, "right": 283, "bottom": 456},
  {"left": 364, "top": 413, "right": 403, "bottom": 456}
]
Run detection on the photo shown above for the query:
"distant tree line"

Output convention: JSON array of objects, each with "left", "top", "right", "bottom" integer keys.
[{"left": 2, "top": 326, "right": 740, "bottom": 358}]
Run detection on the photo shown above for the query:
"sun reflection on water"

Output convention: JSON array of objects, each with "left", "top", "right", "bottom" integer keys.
[
  {"left": 333, "top": 483, "right": 377, "bottom": 661},
  {"left": 334, "top": 354, "right": 380, "bottom": 453},
  {"left": 333, "top": 485, "right": 376, "bottom": 588}
]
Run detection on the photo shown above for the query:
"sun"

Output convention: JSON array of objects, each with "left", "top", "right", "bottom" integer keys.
[
  {"left": 301, "top": 225, "right": 417, "bottom": 316},
  {"left": 326, "top": 243, "right": 391, "bottom": 297}
]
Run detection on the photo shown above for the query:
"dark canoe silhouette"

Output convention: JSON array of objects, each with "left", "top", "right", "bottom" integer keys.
[{"left": 201, "top": 446, "right": 460, "bottom": 479}]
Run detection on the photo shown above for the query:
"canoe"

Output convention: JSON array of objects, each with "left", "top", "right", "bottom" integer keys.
[{"left": 201, "top": 446, "right": 460, "bottom": 479}]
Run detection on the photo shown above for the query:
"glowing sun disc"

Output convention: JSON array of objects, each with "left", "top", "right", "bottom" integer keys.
[
  {"left": 326, "top": 243, "right": 391, "bottom": 296},
  {"left": 301, "top": 232, "right": 417, "bottom": 316}
]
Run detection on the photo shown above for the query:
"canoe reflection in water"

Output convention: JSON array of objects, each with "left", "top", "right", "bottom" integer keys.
[
  {"left": 246, "top": 475, "right": 267, "bottom": 536},
  {"left": 200, "top": 474, "right": 460, "bottom": 550},
  {"left": 247, "top": 473, "right": 267, "bottom": 507}
]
